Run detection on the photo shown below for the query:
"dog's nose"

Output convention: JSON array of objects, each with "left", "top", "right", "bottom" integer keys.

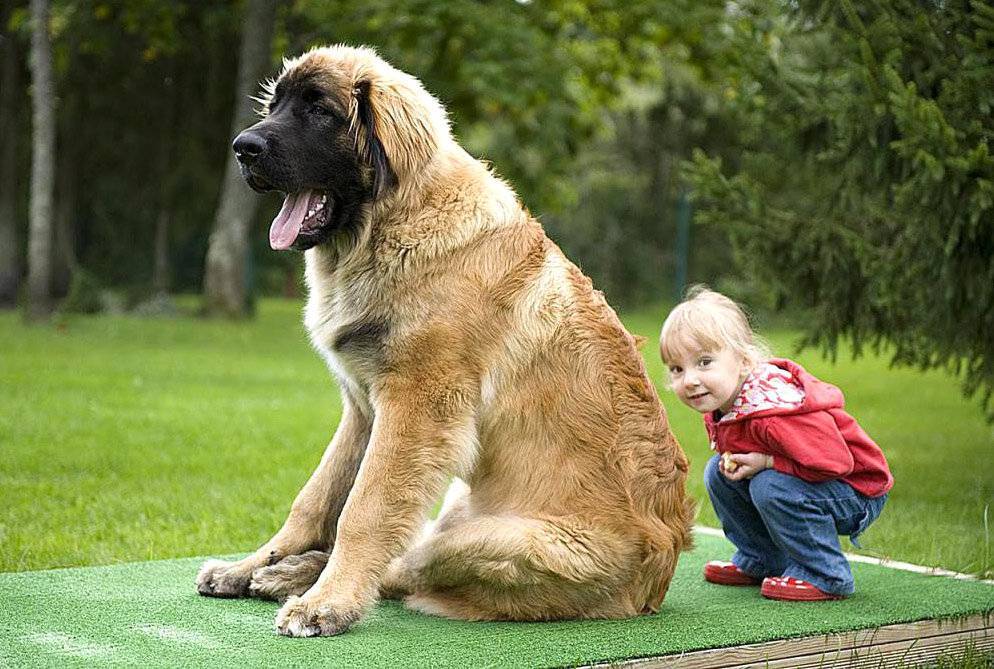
[{"left": 233, "top": 130, "right": 267, "bottom": 165}]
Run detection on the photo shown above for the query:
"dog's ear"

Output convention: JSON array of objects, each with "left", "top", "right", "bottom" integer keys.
[{"left": 353, "top": 80, "right": 397, "bottom": 199}]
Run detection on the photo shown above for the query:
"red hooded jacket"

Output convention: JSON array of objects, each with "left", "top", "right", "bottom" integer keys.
[{"left": 704, "top": 358, "right": 893, "bottom": 498}]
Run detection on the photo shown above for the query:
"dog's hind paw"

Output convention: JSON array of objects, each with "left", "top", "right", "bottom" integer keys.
[
  {"left": 249, "top": 550, "right": 329, "bottom": 602},
  {"left": 196, "top": 559, "right": 253, "bottom": 598}
]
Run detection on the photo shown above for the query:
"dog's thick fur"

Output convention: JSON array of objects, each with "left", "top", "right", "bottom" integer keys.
[{"left": 196, "top": 45, "right": 694, "bottom": 637}]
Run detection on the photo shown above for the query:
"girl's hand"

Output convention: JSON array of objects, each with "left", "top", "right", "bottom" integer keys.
[{"left": 722, "top": 452, "right": 773, "bottom": 481}]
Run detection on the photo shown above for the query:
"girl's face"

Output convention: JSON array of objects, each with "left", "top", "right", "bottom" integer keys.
[{"left": 666, "top": 347, "right": 749, "bottom": 415}]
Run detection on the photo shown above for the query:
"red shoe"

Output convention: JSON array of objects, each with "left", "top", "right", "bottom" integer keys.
[
  {"left": 703, "top": 561, "right": 762, "bottom": 586},
  {"left": 761, "top": 576, "right": 847, "bottom": 601}
]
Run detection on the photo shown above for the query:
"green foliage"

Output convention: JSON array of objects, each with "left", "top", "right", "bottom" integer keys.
[
  {"left": 545, "top": 33, "right": 748, "bottom": 305},
  {"left": 5, "top": 0, "right": 744, "bottom": 304},
  {"left": 6, "top": 1, "right": 242, "bottom": 291},
  {"left": 684, "top": 0, "right": 994, "bottom": 418},
  {"left": 294, "top": 0, "right": 728, "bottom": 214},
  {"left": 294, "top": 0, "right": 581, "bottom": 211}
]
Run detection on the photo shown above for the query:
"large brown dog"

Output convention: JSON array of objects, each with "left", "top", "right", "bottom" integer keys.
[{"left": 196, "top": 45, "right": 694, "bottom": 637}]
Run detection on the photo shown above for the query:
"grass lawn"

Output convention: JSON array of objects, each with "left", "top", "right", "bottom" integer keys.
[{"left": 0, "top": 298, "right": 991, "bottom": 579}]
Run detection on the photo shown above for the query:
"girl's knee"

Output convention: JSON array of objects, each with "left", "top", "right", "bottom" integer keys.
[{"left": 748, "top": 469, "right": 796, "bottom": 510}]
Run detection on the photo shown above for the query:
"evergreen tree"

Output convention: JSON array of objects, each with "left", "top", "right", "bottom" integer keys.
[{"left": 686, "top": 0, "right": 994, "bottom": 418}]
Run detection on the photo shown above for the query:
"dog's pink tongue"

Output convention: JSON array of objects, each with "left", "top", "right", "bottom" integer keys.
[{"left": 269, "top": 190, "right": 313, "bottom": 250}]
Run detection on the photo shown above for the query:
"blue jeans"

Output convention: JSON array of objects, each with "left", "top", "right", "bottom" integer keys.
[{"left": 704, "top": 454, "right": 887, "bottom": 596}]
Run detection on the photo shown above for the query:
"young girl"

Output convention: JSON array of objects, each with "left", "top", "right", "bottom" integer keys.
[{"left": 659, "top": 287, "right": 893, "bottom": 601}]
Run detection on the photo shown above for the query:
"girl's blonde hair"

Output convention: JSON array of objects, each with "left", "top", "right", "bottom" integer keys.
[{"left": 659, "top": 285, "right": 771, "bottom": 367}]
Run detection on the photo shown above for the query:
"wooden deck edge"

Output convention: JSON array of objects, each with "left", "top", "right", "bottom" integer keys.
[{"left": 592, "top": 612, "right": 994, "bottom": 669}]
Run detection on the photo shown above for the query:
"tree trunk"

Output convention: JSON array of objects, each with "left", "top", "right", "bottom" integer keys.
[
  {"left": 0, "top": 1, "right": 23, "bottom": 308},
  {"left": 152, "top": 62, "right": 178, "bottom": 295},
  {"left": 153, "top": 209, "right": 171, "bottom": 293},
  {"left": 202, "top": 0, "right": 279, "bottom": 318},
  {"left": 25, "top": 0, "right": 56, "bottom": 322},
  {"left": 52, "top": 131, "right": 78, "bottom": 297},
  {"left": 50, "top": 23, "right": 80, "bottom": 298}
]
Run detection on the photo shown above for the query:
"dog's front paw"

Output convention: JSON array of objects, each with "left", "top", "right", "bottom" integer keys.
[
  {"left": 274, "top": 595, "right": 361, "bottom": 637},
  {"left": 196, "top": 559, "right": 253, "bottom": 598},
  {"left": 249, "top": 551, "right": 329, "bottom": 602}
]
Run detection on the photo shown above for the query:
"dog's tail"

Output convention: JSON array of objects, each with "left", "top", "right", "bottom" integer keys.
[
  {"left": 596, "top": 304, "right": 696, "bottom": 611},
  {"left": 609, "top": 423, "right": 696, "bottom": 613}
]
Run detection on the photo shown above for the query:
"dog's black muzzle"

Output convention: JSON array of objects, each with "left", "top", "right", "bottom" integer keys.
[
  {"left": 233, "top": 128, "right": 279, "bottom": 192},
  {"left": 233, "top": 129, "right": 266, "bottom": 167},
  {"left": 240, "top": 168, "right": 276, "bottom": 193}
]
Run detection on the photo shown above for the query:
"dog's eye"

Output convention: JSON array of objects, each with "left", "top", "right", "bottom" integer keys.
[
  {"left": 309, "top": 104, "right": 331, "bottom": 116},
  {"left": 301, "top": 87, "right": 322, "bottom": 103}
]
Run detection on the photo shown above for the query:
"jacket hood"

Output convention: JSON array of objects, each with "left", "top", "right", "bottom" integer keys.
[
  {"left": 708, "top": 358, "right": 845, "bottom": 425},
  {"left": 774, "top": 358, "right": 845, "bottom": 413}
]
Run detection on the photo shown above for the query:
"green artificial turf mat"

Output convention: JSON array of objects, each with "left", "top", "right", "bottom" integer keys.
[{"left": 2, "top": 531, "right": 992, "bottom": 669}]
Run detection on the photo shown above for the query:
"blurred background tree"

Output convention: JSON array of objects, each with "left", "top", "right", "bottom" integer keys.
[
  {"left": 0, "top": 0, "right": 23, "bottom": 308},
  {"left": 24, "top": 0, "right": 56, "bottom": 322},
  {"left": 202, "top": 0, "right": 278, "bottom": 318},
  {"left": 2, "top": 0, "right": 991, "bottom": 415}
]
